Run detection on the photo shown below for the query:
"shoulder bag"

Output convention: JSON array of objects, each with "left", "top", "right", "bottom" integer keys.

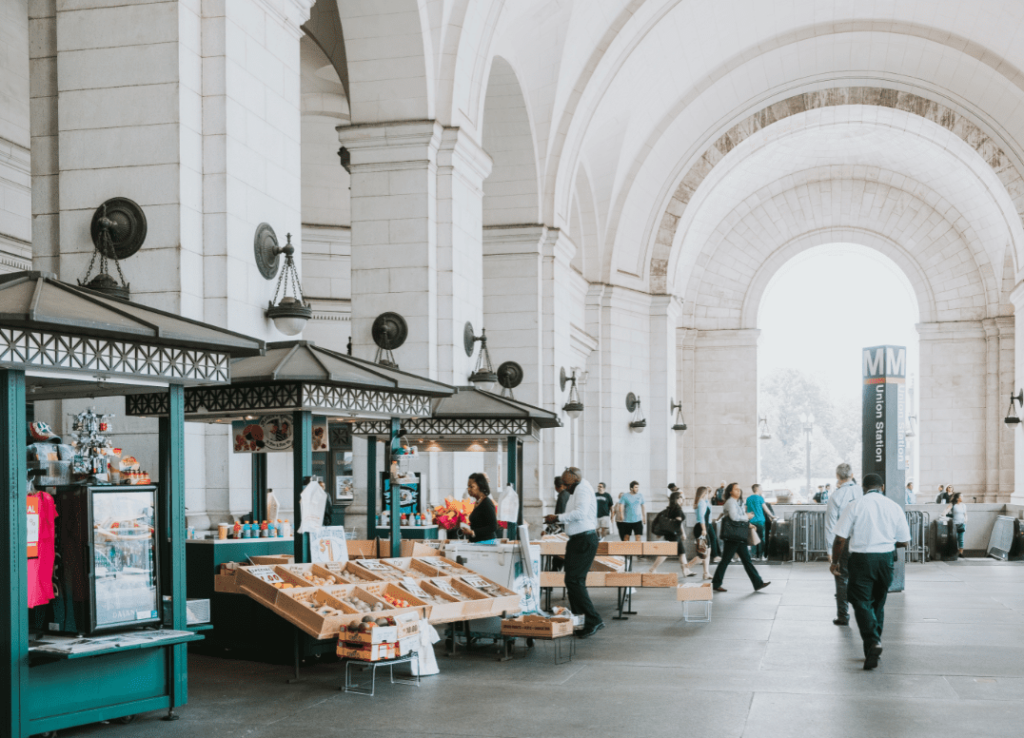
[{"left": 721, "top": 516, "right": 749, "bottom": 542}]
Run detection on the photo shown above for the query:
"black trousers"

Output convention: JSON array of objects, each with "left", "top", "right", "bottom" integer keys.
[
  {"left": 564, "top": 531, "right": 601, "bottom": 628},
  {"left": 834, "top": 543, "right": 851, "bottom": 620},
  {"left": 705, "top": 511, "right": 721, "bottom": 558},
  {"left": 847, "top": 552, "right": 893, "bottom": 652},
  {"left": 712, "top": 537, "right": 764, "bottom": 589}
]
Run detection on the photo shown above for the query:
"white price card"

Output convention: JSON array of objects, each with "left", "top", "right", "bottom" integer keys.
[{"left": 248, "top": 566, "right": 284, "bottom": 584}]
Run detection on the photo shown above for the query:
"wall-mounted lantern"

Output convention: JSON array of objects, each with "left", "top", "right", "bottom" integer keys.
[
  {"left": 670, "top": 398, "right": 687, "bottom": 432},
  {"left": 627, "top": 392, "right": 646, "bottom": 432},
  {"left": 560, "top": 367, "right": 584, "bottom": 420},
  {"left": 464, "top": 322, "right": 497, "bottom": 392},
  {"left": 256, "top": 224, "right": 311, "bottom": 336}
]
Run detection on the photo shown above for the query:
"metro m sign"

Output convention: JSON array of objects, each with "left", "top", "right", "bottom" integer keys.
[
  {"left": 861, "top": 344, "right": 908, "bottom": 591},
  {"left": 863, "top": 345, "right": 906, "bottom": 382}
]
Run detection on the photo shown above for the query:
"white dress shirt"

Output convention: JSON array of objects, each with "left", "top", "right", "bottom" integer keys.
[
  {"left": 558, "top": 478, "right": 598, "bottom": 536},
  {"left": 826, "top": 481, "right": 863, "bottom": 548},
  {"left": 834, "top": 491, "right": 912, "bottom": 553}
]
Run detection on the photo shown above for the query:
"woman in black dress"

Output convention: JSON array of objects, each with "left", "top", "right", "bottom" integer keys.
[{"left": 459, "top": 472, "right": 498, "bottom": 543}]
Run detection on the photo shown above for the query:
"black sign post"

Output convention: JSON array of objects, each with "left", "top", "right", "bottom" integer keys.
[{"left": 861, "top": 345, "right": 907, "bottom": 592}]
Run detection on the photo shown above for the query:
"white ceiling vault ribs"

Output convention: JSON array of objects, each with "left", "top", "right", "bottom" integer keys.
[{"left": 651, "top": 90, "right": 1024, "bottom": 301}]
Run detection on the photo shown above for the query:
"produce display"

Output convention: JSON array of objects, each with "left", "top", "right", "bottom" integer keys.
[
  {"left": 380, "top": 592, "right": 410, "bottom": 609},
  {"left": 296, "top": 571, "right": 334, "bottom": 587},
  {"left": 462, "top": 575, "right": 505, "bottom": 598},
  {"left": 400, "top": 578, "right": 452, "bottom": 605},
  {"left": 339, "top": 594, "right": 384, "bottom": 614},
  {"left": 430, "top": 578, "right": 471, "bottom": 601}
]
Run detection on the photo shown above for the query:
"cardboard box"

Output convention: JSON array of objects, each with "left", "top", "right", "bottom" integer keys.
[
  {"left": 422, "top": 577, "right": 491, "bottom": 618},
  {"left": 677, "top": 582, "right": 713, "bottom": 602},
  {"left": 643, "top": 541, "right": 678, "bottom": 556},
  {"left": 250, "top": 554, "right": 292, "bottom": 565},
  {"left": 214, "top": 565, "right": 241, "bottom": 593},
  {"left": 345, "top": 611, "right": 420, "bottom": 643},
  {"left": 400, "top": 578, "right": 465, "bottom": 624},
  {"left": 348, "top": 559, "right": 406, "bottom": 582},
  {"left": 500, "top": 615, "right": 573, "bottom": 639},
  {"left": 456, "top": 575, "right": 521, "bottom": 618},
  {"left": 357, "top": 582, "right": 429, "bottom": 619},
  {"left": 235, "top": 565, "right": 293, "bottom": 606},
  {"left": 275, "top": 587, "right": 362, "bottom": 639},
  {"left": 539, "top": 538, "right": 567, "bottom": 555},
  {"left": 397, "top": 634, "right": 419, "bottom": 656},
  {"left": 401, "top": 541, "right": 442, "bottom": 557},
  {"left": 605, "top": 572, "right": 643, "bottom": 587},
  {"left": 382, "top": 557, "right": 442, "bottom": 579},
  {"left": 346, "top": 539, "right": 388, "bottom": 559},
  {"left": 642, "top": 572, "right": 678, "bottom": 588},
  {"left": 337, "top": 641, "right": 397, "bottom": 662},
  {"left": 416, "top": 556, "right": 472, "bottom": 576},
  {"left": 321, "top": 561, "right": 381, "bottom": 584},
  {"left": 597, "top": 541, "right": 644, "bottom": 556}
]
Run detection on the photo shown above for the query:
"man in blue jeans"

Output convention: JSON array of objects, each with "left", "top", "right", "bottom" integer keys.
[
  {"left": 830, "top": 473, "right": 911, "bottom": 670},
  {"left": 545, "top": 467, "right": 603, "bottom": 638}
]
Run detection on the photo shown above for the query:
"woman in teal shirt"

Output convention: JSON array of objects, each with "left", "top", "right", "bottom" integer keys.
[
  {"left": 616, "top": 481, "right": 646, "bottom": 541},
  {"left": 745, "top": 484, "right": 771, "bottom": 560}
]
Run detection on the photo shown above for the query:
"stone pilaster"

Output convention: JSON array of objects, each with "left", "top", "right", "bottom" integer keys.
[
  {"left": 917, "top": 321, "right": 988, "bottom": 502},
  {"left": 649, "top": 295, "right": 682, "bottom": 495},
  {"left": 689, "top": 328, "right": 760, "bottom": 489},
  {"left": 1, "top": 0, "right": 32, "bottom": 273}
]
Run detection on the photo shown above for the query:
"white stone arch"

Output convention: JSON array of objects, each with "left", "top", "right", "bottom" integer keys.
[
  {"left": 481, "top": 56, "right": 541, "bottom": 226},
  {"left": 652, "top": 89, "right": 1024, "bottom": 295},
  {"left": 740, "top": 228, "right": 933, "bottom": 329},
  {"left": 335, "top": 0, "right": 435, "bottom": 123},
  {"left": 679, "top": 175, "right": 993, "bottom": 330}
]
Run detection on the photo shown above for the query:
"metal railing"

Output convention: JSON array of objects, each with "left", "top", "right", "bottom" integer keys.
[
  {"left": 905, "top": 510, "right": 930, "bottom": 563},
  {"left": 790, "top": 510, "right": 829, "bottom": 562}
]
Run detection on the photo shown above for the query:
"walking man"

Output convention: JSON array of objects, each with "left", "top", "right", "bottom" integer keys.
[
  {"left": 830, "top": 473, "right": 911, "bottom": 670},
  {"left": 825, "top": 463, "right": 862, "bottom": 626},
  {"left": 595, "top": 482, "right": 614, "bottom": 540},
  {"left": 545, "top": 467, "right": 604, "bottom": 638}
]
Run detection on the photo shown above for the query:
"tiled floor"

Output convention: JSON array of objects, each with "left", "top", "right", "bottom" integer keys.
[{"left": 58, "top": 560, "right": 1024, "bottom": 738}]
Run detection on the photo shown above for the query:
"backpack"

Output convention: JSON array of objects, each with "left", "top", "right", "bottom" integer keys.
[{"left": 651, "top": 510, "right": 675, "bottom": 537}]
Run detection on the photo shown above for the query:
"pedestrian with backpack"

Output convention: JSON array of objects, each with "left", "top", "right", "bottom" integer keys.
[{"left": 648, "top": 491, "right": 695, "bottom": 577}]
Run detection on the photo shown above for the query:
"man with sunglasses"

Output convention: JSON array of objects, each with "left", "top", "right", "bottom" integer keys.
[{"left": 545, "top": 467, "right": 603, "bottom": 638}]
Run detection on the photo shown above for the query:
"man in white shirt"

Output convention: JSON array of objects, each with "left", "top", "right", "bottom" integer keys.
[
  {"left": 825, "top": 463, "right": 863, "bottom": 626},
  {"left": 830, "top": 473, "right": 911, "bottom": 671},
  {"left": 544, "top": 467, "right": 603, "bottom": 637}
]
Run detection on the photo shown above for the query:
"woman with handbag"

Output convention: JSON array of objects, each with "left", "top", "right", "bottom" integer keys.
[
  {"left": 946, "top": 492, "right": 968, "bottom": 558},
  {"left": 649, "top": 491, "right": 696, "bottom": 577},
  {"left": 684, "top": 486, "right": 712, "bottom": 579},
  {"left": 712, "top": 483, "right": 771, "bottom": 593}
]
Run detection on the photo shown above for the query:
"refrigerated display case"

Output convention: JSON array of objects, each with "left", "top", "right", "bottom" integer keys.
[{"left": 57, "top": 485, "right": 160, "bottom": 634}]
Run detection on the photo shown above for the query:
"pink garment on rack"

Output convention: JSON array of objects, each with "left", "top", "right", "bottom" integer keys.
[{"left": 28, "top": 491, "right": 58, "bottom": 608}]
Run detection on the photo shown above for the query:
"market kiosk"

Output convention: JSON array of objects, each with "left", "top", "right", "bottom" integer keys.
[
  {"left": 126, "top": 340, "right": 456, "bottom": 664},
  {"left": 0, "top": 271, "right": 264, "bottom": 738},
  {"left": 347, "top": 386, "right": 561, "bottom": 541}
]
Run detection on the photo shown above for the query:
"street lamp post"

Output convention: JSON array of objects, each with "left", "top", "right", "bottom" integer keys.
[{"left": 800, "top": 413, "right": 814, "bottom": 500}]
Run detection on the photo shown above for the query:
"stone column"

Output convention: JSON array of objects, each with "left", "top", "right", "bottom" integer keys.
[
  {"left": 690, "top": 328, "right": 760, "bottom": 488},
  {"left": 983, "top": 317, "right": 1015, "bottom": 502},
  {"left": 1010, "top": 283, "right": 1024, "bottom": 505},
  {"left": 541, "top": 229, "right": 576, "bottom": 503},
  {"left": 677, "top": 328, "right": 697, "bottom": 491},
  {"left": 649, "top": 296, "right": 682, "bottom": 495},
  {"left": 2, "top": 0, "right": 32, "bottom": 273},
  {"left": 917, "top": 321, "right": 988, "bottom": 502}
]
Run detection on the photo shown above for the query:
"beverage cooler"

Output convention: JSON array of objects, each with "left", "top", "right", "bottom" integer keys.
[{"left": 55, "top": 485, "right": 161, "bottom": 635}]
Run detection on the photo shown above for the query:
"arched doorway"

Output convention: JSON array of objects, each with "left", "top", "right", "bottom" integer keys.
[{"left": 757, "top": 243, "right": 920, "bottom": 499}]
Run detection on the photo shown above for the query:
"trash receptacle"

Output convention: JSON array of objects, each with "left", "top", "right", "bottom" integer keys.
[
  {"left": 767, "top": 518, "right": 791, "bottom": 562},
  {"left": 935, "top": 518, "right": 958, "bottom": 561}
]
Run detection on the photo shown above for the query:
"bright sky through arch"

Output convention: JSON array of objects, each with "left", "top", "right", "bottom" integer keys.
[{"left": 758, "top": 243, "right": 920, "bottom": 405}]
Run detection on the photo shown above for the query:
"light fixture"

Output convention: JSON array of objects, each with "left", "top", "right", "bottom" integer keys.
[
  {"left": 80, "top": 197, "right": 146, "bottom": 301},
  {"left": 497, "top": 361, "right": 524, "bottom": 399},
  {"left": 905, "top": 414, "right": 917, "bottom": 438},
  {"left": 371, "top": 312, "right": 408, "bottom": 369},
  {"left": 627, "top": 392, "right": 646, "bottom": 432},
  {"left": 1005, "top": 390, "right": 1023, "bottom": 425},
  {"left": 464, "top": 322, "right": 497, "bottom": 391},
  {"left": 257, "top": 227, "right": 312, "bottom": 336},
  {"left": 758, "top": 415, "right": 772, "bottom": 440},
  {"left": 560, "top": 367, "right": 584, "bottom": 420},
  {"left": 670, "top": 398, "right": 687, "bottom": 432}
]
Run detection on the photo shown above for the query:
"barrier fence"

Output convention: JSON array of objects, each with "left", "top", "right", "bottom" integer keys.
[{"left": 787, "top": 509, "right": 929, "bottom": 563}]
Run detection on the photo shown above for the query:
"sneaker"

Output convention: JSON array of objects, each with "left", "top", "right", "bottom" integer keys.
[
  {"left": 712, "top": 557, "right": 722, "bottom": 563},
  {"left": 577, "top": 622, "right": 605, "bottom": 639},
  {"left": 863, "top": 643, "right": 882, "bottom": 670},
  {"left": 684, "top": 569, "right": 697, "bottom": 577}
]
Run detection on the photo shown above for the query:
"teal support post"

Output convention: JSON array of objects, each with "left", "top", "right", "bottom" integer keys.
[
  {"left": 0, "top": 370, "right": 27, "bottom": 737},
  {"left": 251, "top": 454, "right": 267, "bottom": 522},
  {"left": 387, "top": 418, "right": 401, "bottom": 558},
  {"left": 293, "top": 411, "right": 312, "bottom": 563},
  {"left": 366, "top": 436, "right": 377, "bottom": 538},
  {"left": 158, "top": 384, "right": 187, "bottom": 713},
  {"left": 508, "top": 436, "right": 523, "bottom": 534}
]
